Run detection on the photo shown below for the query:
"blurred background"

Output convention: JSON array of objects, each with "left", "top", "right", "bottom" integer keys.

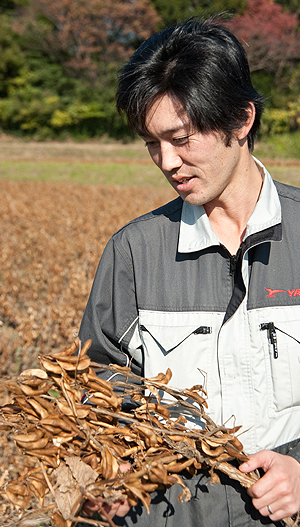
[{"left": 0, "top": 0, "right": 300, "bottom": 144}]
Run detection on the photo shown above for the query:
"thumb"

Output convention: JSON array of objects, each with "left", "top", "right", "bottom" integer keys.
[{"left": 239, "top": 450, "right": 273, "bottom": 473}]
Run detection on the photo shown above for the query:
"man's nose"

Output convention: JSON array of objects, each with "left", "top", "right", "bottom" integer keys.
[{"left": 159, "top": 143, "right": 182, "bottom": 172}]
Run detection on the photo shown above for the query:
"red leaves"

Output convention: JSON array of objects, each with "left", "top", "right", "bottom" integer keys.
[
  {"left": 227, "top": 0, "right": 300, "bottom": 74},
  {"left": 17, "top": 0, "right": 161, "bottom": 78}
]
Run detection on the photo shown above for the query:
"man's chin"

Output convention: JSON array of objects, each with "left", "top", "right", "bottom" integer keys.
[{"left": 180, "top": 192, "right": 206, "bottom": 207}]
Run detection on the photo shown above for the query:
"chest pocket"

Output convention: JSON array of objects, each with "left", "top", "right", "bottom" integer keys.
[
  {"left": 259, "top": 311, "right": 300, "bottom": 416},
  {"left": 140, "top": 324, "right": 212, "bottom": 355},
  {"left": 138, "top": 310, "right": 220, "bottom": 393}
]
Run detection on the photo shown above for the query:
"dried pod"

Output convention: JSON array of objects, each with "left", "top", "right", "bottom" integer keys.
[
  {"left": 40, "top": 414, "right": 75, "bottom": 433},
  {"left": 165, "top": 458, "right": 197, "bottom": 473},
  {"left": 27, "top": 398, "right": 50, "bottom": 419},
  {"left": 3, "top": 381, "right": 24, "bottom": 396},
  {"left": 12, "top": 396, "right": 40, "bottom": 418},
  {"left": 86, "top": 369, "right": 114, "bottom": 391},
  {"left": 13, "top": 428, "right": 44, "bottom": 443},
  {"left": 125, "top": 484, "right": 151, "bottom": 514},
  {"left": 3, "top": 487, "right": 31, "bottom": 509},
  {"left": 20, "top": 368, "right": 48, "bottom": 380},
  {"left": 52, "top": 338, "right": 80, "bottom": 358},
  {"left": 169, "top": 435, "right": 196, "bottom": 448},
  {"left": 229, "top": 436, "right": 244, "bottom": 452},
  {"left": 135, "top": 425, "right": 161, "bottom": 448},
  {"left": 27, "top": 476, "right": 48, "bottom": 505},
  {"left": 20, "top": 383, "right": 50, "bottom": 397},
  {"left": 101, "top": 447, "right": 119, "bottom": 480},
  {"left": 223, "top": 444, "right": 249, "bottom": 461},
  {"left": 183, "top": 389, "right": 208, "bottom": 408},
  {"left": 56, "top": 357, "right": 91, "bottom": 372},
  {"left": 82, "top": 453, "right": 99, "bottom": 470},
  {"left": 51, "top": 510, "right": 67, "bottom": 527},
  {"left": 56, "top": 398, "right": 90, "bottom": 418},
  {"left": 139, "top": 482, "right": 160, "bottom": 493},
  {"left": 16, "top": 437, "right": 49, "bottom": 450},
  {"left": 88, "top": 391, "right": 121, "bottom": 411},
  {"left": 148, "top": 461, "right": 168, "bottom": 484},
  {"left": 135, "top": 403, "right": 170, "bottom": 420},
  {"left": 39, "top": 355, "right": 63, "bottom": 374},
  {"left": 148, "top": 369, "right": 172, "bottom": 385},
  {"left": 201, "top": 441, "right": 225, "bottom": 458}
]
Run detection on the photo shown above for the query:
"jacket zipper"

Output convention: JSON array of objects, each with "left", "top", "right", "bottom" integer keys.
[
  {"left": 229, "top": 247, "right": 242, "bottom": 290},
  {"left": 260, "top": 322, "right": 278, "bottom": 358},
  {"left": 260, "top": 322, "right": 300, "bottom": 359}
]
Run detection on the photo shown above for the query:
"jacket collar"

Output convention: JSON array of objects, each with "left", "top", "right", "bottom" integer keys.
[{"left": 178, "top": 158, "right": 282, "bottom": 254}]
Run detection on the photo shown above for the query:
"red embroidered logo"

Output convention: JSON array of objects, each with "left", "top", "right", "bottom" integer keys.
[{"left": 265, "top": 288, "right": 300, "bottom": 298}]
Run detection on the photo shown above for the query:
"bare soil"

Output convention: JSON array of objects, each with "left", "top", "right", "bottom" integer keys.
[{"left": 0, "top": 175, "right": 174, "bottom": 525}]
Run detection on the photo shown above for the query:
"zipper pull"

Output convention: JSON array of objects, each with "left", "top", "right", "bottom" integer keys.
[
  {"left": 260, "top": 322, "right": 278, "bottom": 359},
  {"left": 194, "top": 326, "right": 212, "bottom": 335}
]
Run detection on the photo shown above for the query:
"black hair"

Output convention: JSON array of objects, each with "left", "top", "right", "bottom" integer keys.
[{"left": 116, "top": 18, "right": 265, "bottom": 152}]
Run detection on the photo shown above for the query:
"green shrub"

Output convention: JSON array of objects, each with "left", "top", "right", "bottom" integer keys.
[{"left": 260, "top": 99, "right": 300, "bottom": 136}]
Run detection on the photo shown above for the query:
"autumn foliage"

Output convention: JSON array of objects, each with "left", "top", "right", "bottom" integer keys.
[
  {"left": 19, "top": 0, "right": 161, "bottom": 79},
  {"left": 227, "top": 0, "right": 300, "bottom": 75},
  {"left": 1, "top": 0, "right": 300, "bottom": 138}
]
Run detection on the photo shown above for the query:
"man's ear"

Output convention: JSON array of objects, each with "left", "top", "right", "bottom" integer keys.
[{"left": 237, "top": 102, "right": 256, "bottom": 141}]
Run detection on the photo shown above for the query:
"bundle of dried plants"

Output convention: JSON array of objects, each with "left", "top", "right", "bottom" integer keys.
[{"left": 0, "top": 338, "right": 298, "bottom": 527}]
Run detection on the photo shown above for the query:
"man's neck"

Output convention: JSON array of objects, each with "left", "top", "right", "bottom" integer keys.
[{"left": 204, "top": 157, "right": 264, "bottom": 255}]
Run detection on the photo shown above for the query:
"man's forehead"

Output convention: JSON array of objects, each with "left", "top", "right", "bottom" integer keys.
[{"left": 142, "top": 94, "right": 192, "bottom": 136}]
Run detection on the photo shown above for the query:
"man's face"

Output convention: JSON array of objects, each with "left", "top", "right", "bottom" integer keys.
[{"left": 141, "top": 94, "right": 244, "bottom": 208}]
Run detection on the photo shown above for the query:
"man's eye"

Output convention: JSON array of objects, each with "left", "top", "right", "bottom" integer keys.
[
  {"left": 173, "top": 136, "right": 189, "bottom": 144},
  {"left": 145, "top": 141, "right": 158, "bottom": 147}
]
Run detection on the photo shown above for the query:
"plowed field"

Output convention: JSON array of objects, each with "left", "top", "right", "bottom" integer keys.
[
  {"left": 1, "top": 180, "right": 174, "bottom": 379},
  {"left": 0, "top": 175, "right": 174, "bottom": 525}
]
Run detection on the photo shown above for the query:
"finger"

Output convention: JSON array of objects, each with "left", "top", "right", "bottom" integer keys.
[
  {"left": 246, "top": 472, "right": 274, "bottom": 500},
  {"left": 258, "top": 502, "right": 288, "bottom": 522},
  {"left": 239, "top": 450, "right": 273, "bottom": 474},
  {"left": 102, "top": 499, "right": 131, "bottom": 518},
  {"left": 251, "top": 487, "right": 299, "bottom": 521},
  {"left": 119, "top": 462, "right": 131, "bottom": 473},
  {"left": 82, "top": 499, "right": 101, "bottom": 515},
  {"left": 250, "top": 492, "right": 276, "bottom": 514}
]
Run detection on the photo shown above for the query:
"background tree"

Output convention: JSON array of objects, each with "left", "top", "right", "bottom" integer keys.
[
  {"left": 227, "top": 0, "right": 300, "bottom": 76},
  {"left": 151, "top": 0, "right": 246, "bottom": 28},
  {"left": 14, "top": 0, "right": 161, "bottom": 80},
  {"left": 0, "top": 0, "right": 161, "bottom": 139},
  {"left": 275, "top": 0, "right": 300, "bottom": 16},
  {"left": 227, "top": 0, "right": 300, "bottom": 134},
  {"left": 0, "top": 14, "right": 25, "bottom": 97},
  {"left": 0, "top": 0, "right": 29, "bottom": 13},
  {"left": 0, "top": 0, "right": 300, "bottom": 139}
]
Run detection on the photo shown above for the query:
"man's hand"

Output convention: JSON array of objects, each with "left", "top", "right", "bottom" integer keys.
[
  {"left": 82, "top": 462, "right": 131, "bottom": 520},
  {"left": 239, "top": 450, "right": 300, "bottom": 521},
  {"left": 83, "top": 496, "right": 131, "bottom": 519}
]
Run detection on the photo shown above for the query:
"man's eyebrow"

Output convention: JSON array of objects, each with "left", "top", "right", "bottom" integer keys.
[{"left": 139, "top": 125, "right": 189, "bottom": 138}]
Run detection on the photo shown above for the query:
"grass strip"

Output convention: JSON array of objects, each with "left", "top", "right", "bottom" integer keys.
[
  {"left": 0, "top": 159, "right": 299, "bottom": 188},
  {"left": 0, "top": 160, "right": 167, "bottom": 187}
]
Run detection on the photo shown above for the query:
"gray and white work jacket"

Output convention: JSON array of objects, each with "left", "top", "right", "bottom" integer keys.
[{"left": 79, "top": 159, "right": 300, "bottom": 457}]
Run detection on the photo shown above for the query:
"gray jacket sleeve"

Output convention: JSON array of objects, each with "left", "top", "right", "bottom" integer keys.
[
  {"left": 275, "top": 437, "right": 300, "bottom": 464},
  {"left": 78, "top": 234, "right": 142, "bottom": 380}
]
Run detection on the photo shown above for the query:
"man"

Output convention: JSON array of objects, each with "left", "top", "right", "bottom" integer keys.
[{"left": 79, "top": 18, "right": 300, "bottom": 526}]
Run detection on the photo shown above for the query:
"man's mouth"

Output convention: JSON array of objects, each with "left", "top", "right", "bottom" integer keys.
[
  {"left": 177, "top": 177, "right": 192, "bottom": 183},
  {"left": 172, "top": 176, "right": 195, "bottom": 189}
]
